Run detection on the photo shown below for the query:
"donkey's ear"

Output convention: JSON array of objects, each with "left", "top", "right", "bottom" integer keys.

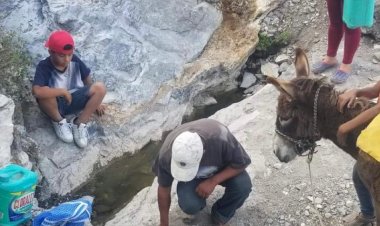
[
  {"left": 295, "top": 48, "right": 310, "bottom": 77},
  {"left": 266, "top": 76, "right": 295, "bottom": 100}
]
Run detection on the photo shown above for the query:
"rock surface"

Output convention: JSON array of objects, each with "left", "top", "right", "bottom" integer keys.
[
  {"left": 0, "top": 0, "right": 264, "bottom": 197},
  {"left": 0, "top": 95, "right": 15, "bottom": 168}
]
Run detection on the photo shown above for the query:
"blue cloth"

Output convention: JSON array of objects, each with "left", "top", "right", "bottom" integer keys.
[{"left": 33, "top": 197, "right": 93, "bottom": 226}]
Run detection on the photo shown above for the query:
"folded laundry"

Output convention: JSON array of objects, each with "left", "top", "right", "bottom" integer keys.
[{"left": 33, "top": 196, "right": 93, "bottom": 226}]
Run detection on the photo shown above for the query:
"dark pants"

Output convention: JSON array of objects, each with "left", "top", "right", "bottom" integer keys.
[
  {"left": 326, "top": 0, "right": 361, "bottom": 64},
  {"left": 57, "top": 86, "right": 90, "bottom": 116},
  {"left": 353, "top": 163, "right": 374, "bottom": 217},
  {"left": 177, "top": 170, "right": 252, "bottom": 224}
]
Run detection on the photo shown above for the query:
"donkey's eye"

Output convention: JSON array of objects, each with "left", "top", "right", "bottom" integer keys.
[{"left": 279, "top": 117, "right": 293, "bottom": 127}]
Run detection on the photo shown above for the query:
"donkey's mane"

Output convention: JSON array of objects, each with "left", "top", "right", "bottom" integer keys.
[{"left": 290, "top": 77, "right": 370, "bottom": 114}]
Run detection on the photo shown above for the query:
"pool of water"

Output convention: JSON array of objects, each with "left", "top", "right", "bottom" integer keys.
[{"left": 74, "top": 141, "right": 160, "bottom": 225}]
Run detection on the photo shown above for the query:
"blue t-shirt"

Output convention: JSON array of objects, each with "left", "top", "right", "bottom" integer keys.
[{"left": 33, "top": 55, "right": 91, "bottom": 93}]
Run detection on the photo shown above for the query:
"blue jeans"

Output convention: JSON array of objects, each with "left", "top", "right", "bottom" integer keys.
[
  {"left": 353, "top": 163, "right": 374, "bottom": 217},
  {"left": 57, "top": 86, "right": 90, "bottom": 116},
  {"left": 177, "top": 170, "right": 252, "bottom": 224}
]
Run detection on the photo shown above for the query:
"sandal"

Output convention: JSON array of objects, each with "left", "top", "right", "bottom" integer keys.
[
  {"left": 330, "top": 69, "right": 351, "bottom": 84},
  {"left": 312, "top": 61, "right": 337, "bottom": 74}
]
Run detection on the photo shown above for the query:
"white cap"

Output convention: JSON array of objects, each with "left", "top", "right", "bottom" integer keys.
[{"left": 171, "top": 131, "right": 203, "bottom": 182}]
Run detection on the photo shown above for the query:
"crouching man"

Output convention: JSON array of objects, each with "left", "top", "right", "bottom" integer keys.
[{"left": 153, "top": 118, "right": 252, "bottom": 226}]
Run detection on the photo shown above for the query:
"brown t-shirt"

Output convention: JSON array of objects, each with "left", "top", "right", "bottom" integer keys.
[{"left": 152, "top": 118, "right": 251, "bottom": 187}]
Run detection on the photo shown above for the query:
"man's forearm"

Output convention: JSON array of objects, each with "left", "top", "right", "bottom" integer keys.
[
  {"left": 157, "top": 185, "right": 171, "bottom": 226},
  {"left": 32, "top": 86, "right": 66, "bottom": 99},
  {"left": 209, "top": 166, "right": 246, "bottom": 185}
]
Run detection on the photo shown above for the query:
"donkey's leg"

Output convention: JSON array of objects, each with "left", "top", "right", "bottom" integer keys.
[
  {"left": 356, "top": 152, "right": 378, "bottom": 223},
  {"left": 372, "top": 180, "right": 380, "bottom": 224}
]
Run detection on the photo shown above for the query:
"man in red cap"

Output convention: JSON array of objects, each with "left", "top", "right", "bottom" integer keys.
[{"left": 32, "top": 30, "right": 106, "bottom": 148}]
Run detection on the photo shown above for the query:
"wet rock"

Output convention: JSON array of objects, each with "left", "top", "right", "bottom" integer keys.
[{"left": 193, "top": 94, "right": 218, "bottom": 107}]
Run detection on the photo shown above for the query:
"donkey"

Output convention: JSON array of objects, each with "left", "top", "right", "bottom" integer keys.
[{"left": 266, "top": 48, "right": 380, "bottom": 224}]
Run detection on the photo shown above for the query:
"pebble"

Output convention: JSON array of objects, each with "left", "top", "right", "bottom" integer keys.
[
  {"left": 346, "top": 200, "right": 353, "bottom": 207},
  {"left": 314, "top": 197, "right": 322, "bottom": 204},
  {"left": 273, "top": 163, "right": 282, "bottom": 169}
]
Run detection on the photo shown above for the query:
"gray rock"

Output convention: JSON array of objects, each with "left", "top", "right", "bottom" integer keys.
[
  {"left": 314, "top": 197, "right": 323, "bottom": 204},
  {"left": 374, "top": 52, "right": 380, "bottom": 61},
  {"left": 279, "top": 61, "right": 290, "bottom": 73},
  {"left": 273, "top": 163, "right": 282, "bottom": 169},
  {"left": 0, "top": 0, "right": 228, "bottom": 196},
  {"left": 240, "top": 72, "right": 257, "bottom": 88},
  {"left": 261, "top": 62, "right": 280, "bottom": 77},
  {"left": 0, "top": 95, "right": 14, "bottom": 168},
  {"left": 274, "top": 54, "right": 289, "bottom": 64}
]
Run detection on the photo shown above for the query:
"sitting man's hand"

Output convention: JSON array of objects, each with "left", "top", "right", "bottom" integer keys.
[
  {"left": 96, "top": 104, "right": 106, "bottom": 116},
  {"left": 195, "top": 178, "right": 218, "bottom": 199},
  {"left": 63, "top": 90, "right": 72, "bottom": 105}
]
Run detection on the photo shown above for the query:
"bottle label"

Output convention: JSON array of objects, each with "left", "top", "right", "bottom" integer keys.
[{"left": 9, "top": 192, "right": 34, "bottom": 222}]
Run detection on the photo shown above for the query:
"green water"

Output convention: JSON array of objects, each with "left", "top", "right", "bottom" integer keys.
[{"left": 75, "top": 141, "right": 160, "bottom": 225}]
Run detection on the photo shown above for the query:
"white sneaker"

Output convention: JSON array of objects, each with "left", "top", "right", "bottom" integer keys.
[
  {"left": 71, "top": 118, "right": 88, "bottom": 148},
  {"left": 52, "top": 118, "right": 73, "bottom": 143}
]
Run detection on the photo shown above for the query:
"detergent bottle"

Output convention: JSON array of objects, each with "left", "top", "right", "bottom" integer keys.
[{"left": 0, "top": 164, "right": 38, "bottom": 226}]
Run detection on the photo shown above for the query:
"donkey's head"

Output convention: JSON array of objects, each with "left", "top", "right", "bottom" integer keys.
[{"left": 267, "top": 48, "right": 331, "bottom": 162}]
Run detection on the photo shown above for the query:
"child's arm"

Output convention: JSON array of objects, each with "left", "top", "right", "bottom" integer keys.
[
  {"left": 339, "top": 102, "right": 380, "bottom": 134},
  {"left": 338, "top": 81, "right": 380, "bottom": 112},
  {"left": 337, "top": 91, "right": 380, "bottom": 146}
]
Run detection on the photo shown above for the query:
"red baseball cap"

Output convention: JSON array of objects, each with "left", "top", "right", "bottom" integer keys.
[{"left": 45, "top": 30, "right": 75, "bottom": 54}]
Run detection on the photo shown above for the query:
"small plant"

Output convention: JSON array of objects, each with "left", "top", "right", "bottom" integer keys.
[
  {"left": 0, "top": 30, "right": 31, "bottom": 100},
  {"left": 255, "top": 31, "right": 292, "bottom": 57}
]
